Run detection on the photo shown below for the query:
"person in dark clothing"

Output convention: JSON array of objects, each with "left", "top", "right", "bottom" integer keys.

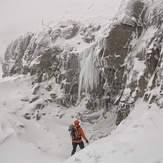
[{"left": 68, "top": 120, "right": 89, "bottom": 156}]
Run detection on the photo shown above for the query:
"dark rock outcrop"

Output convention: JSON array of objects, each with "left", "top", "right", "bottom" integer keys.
[{"left": 2, "top": 0, "right": 163, "bottom": 125}]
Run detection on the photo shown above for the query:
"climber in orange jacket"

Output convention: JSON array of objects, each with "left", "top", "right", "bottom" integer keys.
[{"left": 69, "top": 120, "right": 89, "bottom": 156}]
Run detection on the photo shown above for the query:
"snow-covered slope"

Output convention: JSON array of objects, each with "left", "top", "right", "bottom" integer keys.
[
  {"left": 0, "top": 75, "right": 68, "bottom": 162},
  {"left": 64, "top": 101, "right": 163, "bottom": 163},
  {"left": 0, "top": 111, "right": 64, "bottom": 163},
  {"left": 1, "top": 75, "right": 163, "bottom": 163},
  {"left": 0, "top": 75, "right": 116, "bottom": 162}
]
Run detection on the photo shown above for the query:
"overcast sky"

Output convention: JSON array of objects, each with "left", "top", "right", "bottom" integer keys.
[{"left": 0, "top": 0, "right": 96, "bottom": 56}]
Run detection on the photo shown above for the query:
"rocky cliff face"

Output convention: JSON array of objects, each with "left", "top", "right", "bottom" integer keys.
[{"left": 2, "top": 0, "right": 163, "bottom": 125}]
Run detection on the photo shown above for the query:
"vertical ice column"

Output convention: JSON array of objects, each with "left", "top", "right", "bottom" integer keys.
[{"left": 78, "top": 45, "right": 99, "bottom": 99}]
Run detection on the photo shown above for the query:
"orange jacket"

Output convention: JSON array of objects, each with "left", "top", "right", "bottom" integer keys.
[{"left": 72, "top": 125, "right": 87, "bottom": 143}]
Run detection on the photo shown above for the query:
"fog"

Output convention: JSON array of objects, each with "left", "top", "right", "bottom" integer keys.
[{"left": 0, "top": 0, "right": 95, "bottom": 56}]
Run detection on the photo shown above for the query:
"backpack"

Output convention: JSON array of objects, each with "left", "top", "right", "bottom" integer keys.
[{"left": 68, "top": 124, "right": 81, "bottom": 140}]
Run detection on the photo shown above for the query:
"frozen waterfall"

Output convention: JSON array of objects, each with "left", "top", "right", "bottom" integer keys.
[{"left": 78, "top": 45, "right": 99, "bottom": 99}]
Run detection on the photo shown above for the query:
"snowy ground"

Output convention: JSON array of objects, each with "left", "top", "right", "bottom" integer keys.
[
  {"left": 0, "top": 75, "right": 72, "bottom": 162},
  {"left": 0, "top": 75, "right": 163, "bottom": 163},
  {"left": 64, "top": 100, "right": 163, "bottom": 163},
  {"left": 0, "top": 74, "right": 116, "bottom": 163}
]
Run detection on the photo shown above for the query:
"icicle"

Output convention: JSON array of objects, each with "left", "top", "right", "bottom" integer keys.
[{"left": 78, "top": 45, "right": 99, "bottom": 99}]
